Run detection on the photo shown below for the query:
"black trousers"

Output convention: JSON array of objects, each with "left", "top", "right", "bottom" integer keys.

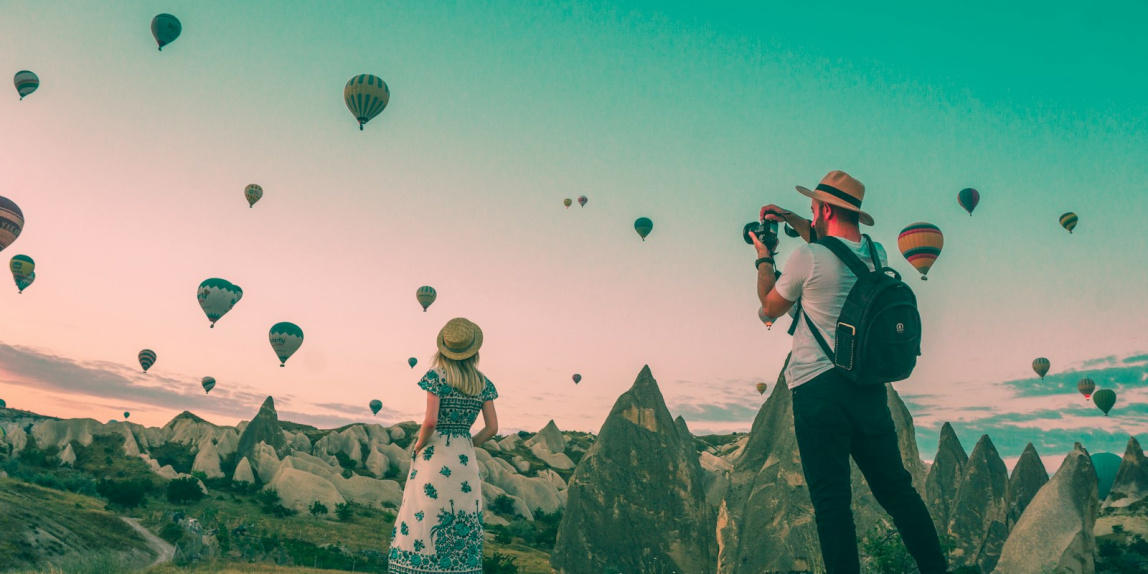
[{"left": 791, "top": 369, "right": 948, "bottom": 574}]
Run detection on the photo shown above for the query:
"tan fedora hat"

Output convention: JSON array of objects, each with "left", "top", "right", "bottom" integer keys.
[
  {"left": 796, "top": 170, "right": 875, "bottom": 226},
  {"left": 437, "top": 317, "right": 483, "bottom": 360}
]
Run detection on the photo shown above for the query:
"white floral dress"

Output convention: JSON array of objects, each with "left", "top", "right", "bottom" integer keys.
[{"left": 387, "top": 368, "right": 498, "bottom": 574}]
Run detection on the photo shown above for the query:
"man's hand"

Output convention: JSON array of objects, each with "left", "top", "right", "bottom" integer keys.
[
  {"left": 760, "top": 204, "right": 793, "bottom": 222},
  {"left": 761, "top": 204, "right": 813, "bottom": 244},
  {"left": 749, "top": 227, "right": 775, "bottom": 258}
]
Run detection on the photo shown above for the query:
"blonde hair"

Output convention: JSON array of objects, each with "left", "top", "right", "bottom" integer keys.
[{"left": 431, "top": 351, "right": 485, "bottom": 397}]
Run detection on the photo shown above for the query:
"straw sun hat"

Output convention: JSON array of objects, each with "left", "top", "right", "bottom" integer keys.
[
  {"left": 795, "top": 170, "right": 875, "bottom": 226},
  {"left": 437, "top": 317, "right": 483, "bottom": 360}
]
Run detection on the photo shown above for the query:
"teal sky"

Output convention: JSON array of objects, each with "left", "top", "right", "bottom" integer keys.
[{"left": 1, "top": 1, "right": 1146, "bottom": 466}]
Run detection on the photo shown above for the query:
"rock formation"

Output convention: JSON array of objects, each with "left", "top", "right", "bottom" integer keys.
[
  {"left": 264, "top": 467, "right": 345, "bottom": 512},
  {"left": 716, "top": 356, "right": 929, "bottom": 574},
  {"left": 1006, "top": 442, "right": 1048, "bottom": 529},
  {"left": 1104, "top": 436, "right": 1148, "bottom": 509},
  {"left": 237, "top": 396, "right": 286, "bottom": 460},
  {"left": 946, "top": 434, "right": 1010, "bottom": 573},
  {"left": 994, "top": 443, "right": 1098, "bottom": 574},
  {"left": 924, "top": 422, "right": 968, "bottom": 537},
  {"left": 234, "top": 456, "right": 256, "bottom": 484},
  {"left": 192, "top": 441, "right": 224, "bottom": 479},
  {"left": 674, "top": 415, "right": 693, "bottom": 446},
  {"left": 58, "top": 443, "right": 76, "bottom": 466},
  {"left": 524, "top": 420, "right": 566, "bottom": 454},
  {"left": 552, "top": 366, "right": 715, "bottom": 574}
]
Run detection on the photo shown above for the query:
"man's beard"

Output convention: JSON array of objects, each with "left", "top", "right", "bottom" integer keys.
[{"left": 813, "top": 218, "right": 829, "bottom": 239}]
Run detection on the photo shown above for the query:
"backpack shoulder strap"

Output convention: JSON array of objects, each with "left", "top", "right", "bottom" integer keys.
[
  {"left": 862, "top": 234, "right": 881, "bottom": 269},
  {"left": 803, "top": 310, "right": 836, "bottom": 363},
  {"left": 817, "top": 236, "right": 871, "bottom": 278}
]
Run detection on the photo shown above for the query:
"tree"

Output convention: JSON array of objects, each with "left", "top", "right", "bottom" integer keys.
[
  {"left": 335, "top": 502, "right": 354, "bottom": 522},
  {"left": 166, "top": 477, "right": 205, "bottom": 504},
  {"left": 97, "top": 478, "right": 149, "bottom": 508},
  {"left": 309, "top": 501, "right": 329, "bottom": 517}
]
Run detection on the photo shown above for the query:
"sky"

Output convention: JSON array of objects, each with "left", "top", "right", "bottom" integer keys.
[{"left": 1, "top": 0, "right": 1146, "bottom": 472}]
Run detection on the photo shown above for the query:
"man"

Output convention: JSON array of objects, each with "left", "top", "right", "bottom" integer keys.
[{"left": 750, "top": 170, "right": 948, "bottom": 574}]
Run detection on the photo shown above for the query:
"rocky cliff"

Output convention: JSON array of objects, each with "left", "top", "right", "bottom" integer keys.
[
  {"left": 1105, "top": 436, "right": 1148, "bottom": 510},
  {"left": 924, "top": 422, "right": 968, "bottom": 537},
  {"left": 947, "top": 434, "right": 1010, "bottom": 573},
  {"left": 1006, "top": 442, "right": 1048, "bottom": 530},
  {"left": 551, "top": 365, "right": 715, "bottom": 574},
  {"left": 236, "top": 396, "right": 286, "bottom": 460}
]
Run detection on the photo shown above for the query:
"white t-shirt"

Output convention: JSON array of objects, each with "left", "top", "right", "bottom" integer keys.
[{"left": 773, "top": 236, "right": 889, "bottom": 388}]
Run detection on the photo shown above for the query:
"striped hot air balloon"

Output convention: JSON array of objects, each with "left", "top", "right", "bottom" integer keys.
[
  {"left": 270, "top": 322, "right": 304, "bottom": 367},
  {"left": 1060, "top": 212, "right": 1078, "bottom": 234},
  {"left": 634, "top": 217, "right": 653, "bottom": 241},
  {"left": 416, "top": 286, "right": 437, "bottom": 312},
  {"left": 369, "top": 399, "right": 383, "bottom": 416},
  {"left": 14, "top": 71, "right": 38, "bottom": 100},
  {"left": 151, "top": 14, "right": 181, "bottom": 51},
  {"left": 898, "top": 222, "right": 943, "bottom": 280},
  {"left": 958, "top": 188, "right": 980, "bottom": 216},
  {"left": 1077, "top": 378, "right": 1096, "bottom": 400},
  {"left": 244, "top": 184, "right": 263, "bottom": 208},
  {"left": 344, "top": 74, "right": 390, "bottom": 131},
  {"left": 1093, "top": 389, "right": 1116, "bottom": 416},
  {"left": 138, "top": 349, "right": 157, "bottom": 373},
  {"left": 202, "top": 376, "right": 216, "bottom": 394},
  {"left": 1032, "top": 357, "right": 1050, "bottom": 379},
  {"left": 0, "top": 196, "right": 25, "bottom": 253},
  {"left": 197, "top": 278, "right": 243, "bottom": 327}
]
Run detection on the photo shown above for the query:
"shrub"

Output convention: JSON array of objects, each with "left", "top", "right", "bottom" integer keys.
[
  {"left": 334, "top": 451, "right": 357, "bottom": 471},
  {"left": 309, "top": 501, "right": 329, "bottom": 517},
  {"left": 256, "top": 488, "right": 296, "bottom": 517},
  {"left": 148, "top": 443, "right": 196, "bottom": 475},
  {"left": 166, "top": 477, "right": 205, "bottom": 504},
  {"left": 490, "top": 494, "right": 516, "bottom": 515},
  {"left": 483, "top": 551, "right": 519, "bottom": 574},
  {"left": 859, "top": 524, "right": 913, "bottom": 574},
  {"left": 335, "top": 502, "right": 354, "bottom": 522},
  {"left": 1113, "top": 524, "right": 1126, "bottom": 533},
  {"left": 159, "top": 522, "right": 184, "bottom": 544},
  {"left": 96, "top": 478, "right": 149, "bottom": 508}
]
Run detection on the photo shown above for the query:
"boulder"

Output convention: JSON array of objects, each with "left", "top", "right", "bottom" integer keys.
[
  {"left": 264, "top": 467, "right": 345, "bottom": 513},
  {"left": 524, "top": 420, "right": 566, "bottom": 454},
  {"left": 31, "top": 418, "right": 103, "bottom": 449},
  {"left": 513, "top": 456, "right": 532, "bottom": 473},
  {"left": 1007, "top": 443, "right": 1049, "bottom": 529},
  {"left": 1104, "top": 436, "right": 1148, "bottom": 509},
  {"left": 332, "top": 474, "right": 403, "bottom": 508},
  {"left": 481, "top": 440, "right": 501, "bottom": 452},
  {"left": 388, "top": 426, "right": 406, "bottom": 441},
  {"left": 234, "top": 457, "right": 256, "bottom": 484},
  {"left": 537, "top": 469, "right": 567, "bottom": 491},
  {"left": 552, "top": 365, "right": 715, "bottom": 574},
  {"left": 253, "top": 442, "right": 282, "bottom": 483},
  {"left": 498, "top": 434, "right": 522, "bottom": 451},
  {"left": 366, "top": 448, "right": 391, "bottom": 478},
  {"left": 947, "top": 434, "right": 1010, "bottom": 573},
  {"left": 994, "top": 443, "right": 1099, "bottom": 574},
  {"left": 216, "top": 429, "right": 240, "bottom": 458},
  {"left": 925, "top": 422, "right": 968, "bottom": 537},
  {"left": 192, "top": 441, "right": 224, "bottom": 479},
  {"left": 1, "top": 425, "right": 28, "bottom": 454},
  {"left": 481, "top": 481, "right": 534, "bottom": 520},
  {"left": 716, "top": 354, "right": 930, "bottom": 574},
  {"left": 530, "top": 443, "right": 575, "bottom": 470},
  {"left": 162, "top": 411, "right": 222, "bottom": 447},
  {"left": 58, "top": 443, "right": 76, "bottom": 466},
  {"left": 237, "top": 397, "right": 286, "bottom": 460},
  {"left": 483, "top": 511, "right": 509, "bottom": 527},
  {"left": 364, "top": 424, "right": 392, "bottom": 447}
]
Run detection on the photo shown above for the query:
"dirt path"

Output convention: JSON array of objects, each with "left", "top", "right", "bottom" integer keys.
[{"left": 121, "top": 517, "right": 175, "bottom": 569}]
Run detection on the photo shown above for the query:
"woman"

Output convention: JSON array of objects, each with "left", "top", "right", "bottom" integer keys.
[{"left": 387, "top": 317, "right": 499, "bottom": 574}]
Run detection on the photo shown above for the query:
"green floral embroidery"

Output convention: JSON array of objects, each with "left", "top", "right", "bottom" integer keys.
[
  {"left": 413, "top": 539, "right": 425, "bottom": 552},
  {"left": 415, "top": 511, "right": 424, "bottom": 522},
  {"left": 424, "top": 483, "right": 438, "bottom": 499},
  {"left": 388, "top": 502, "right": 484, "bottom": 574},
  {"left": 440, "top": 465, "right": 452, "bottom": 477},
  {"left": 459, "top": 454, "right": 469, "bottom": 466},
  {"left": 409, "top": 469, "right": 417, "bottom": 480},
  {"left": 401, "top": 522, "right": 409, "bottom": 535},
  {"left": 422, "top": 445, "right": 435, "bottom": 460},
  {"left": 461, "top": 481, "right": 472, "bottom": 493}
]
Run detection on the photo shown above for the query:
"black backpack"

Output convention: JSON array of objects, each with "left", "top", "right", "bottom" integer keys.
[{"left": 787, "top": 234, "right": 922, "bottom": 386}]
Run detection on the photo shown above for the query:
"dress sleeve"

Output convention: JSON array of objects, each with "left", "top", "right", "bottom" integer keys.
[
  {"left": 481, "top": 378, "right": 499, "bottom": 402},
  {"left": 775, "top": 244, "right": 814, "bottom": 303},
  {"left": 417, "top": 369, "right": 446, "bottom": 397}
]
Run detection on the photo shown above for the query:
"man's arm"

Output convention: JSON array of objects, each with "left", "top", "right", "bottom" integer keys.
[{"left": 757, "top": 263, "right": 796, "bottom": 320}]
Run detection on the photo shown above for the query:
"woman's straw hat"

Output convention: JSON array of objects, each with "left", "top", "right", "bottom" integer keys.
[
  {"left": 795, "top": 170, "right": 875, "bottom": 226},
  {"left": 437, "top": 317, "right": 483, "bottom": 360}
]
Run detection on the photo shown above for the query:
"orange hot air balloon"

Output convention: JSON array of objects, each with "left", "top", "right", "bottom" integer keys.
[{"left": 898, "top": 223, "right": 943, "bottom": 280}]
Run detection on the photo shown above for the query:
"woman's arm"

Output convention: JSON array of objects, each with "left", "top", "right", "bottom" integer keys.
[
  {"left": 471, "top": 400, "right": 499, "bottom": 448},
  {"left": 411, "top": 391, "right": 440, "bottom": 457}
]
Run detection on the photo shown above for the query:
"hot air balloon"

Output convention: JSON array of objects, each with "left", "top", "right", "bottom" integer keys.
[
  {"left": 14, "top": 71, "right": 38, "bottom": 100},
  {"left": 758, "top": 307, "right": 773, "bottom": 330},
  {"left": 1060, "top": 212, "right": 1078, "bottom": 234},
  {"left": 756, "top": 382, "right": 767, "bottom": 395},
  {"left": 369, "top": 399, "right": 383, "bottom": 416},
  {"left": 15, "top": 272, "right": 34, "bottom": 294},
  {"left": 197, "top": 278, "right": 243, "bottom": 328},
  {"left": 123, "top": 411, "right": 131, "bottom": 419},
  {"left": 270, "top": 322, "right": 304, "bottom": 367},
  {"left": 138, "top": 349, "right": 157, "bottom": 373},
  {"left": 958, "top": 188, "right": 980, "bottom": 216},
  {"left": 1093, "top": 389, "right": 1116, "bottom": 416},
  {"left": 244, "top": 184, "right": 263, "bottom": 208},
  {"left": 634, "top": 217, "right": 653, "bottom": 241},
  {"left": 0, "top": 196, "right": 25, "bottom": 253},
  {"left": 202, "top": 376, "right": 216, "bottom": 394},
  {"left": 1077, "top": 378, "right": 1096, "bottom": 400},
  {"left": 898, "top": 223, "right": 943, "bottom": 280},
  {"left": 408, "top": 357, "right": 418, "bottom": 369},
  {"left": 563, "top": 198, "right": 572, "bottom": 209},
  {"left": 344, "top": 74, "right": 390, "bottom": 131},
  {"left": 416, "top": 286, "right": 436, "bottom": 312},
  {"left": 10, "top": 255, "right": 34, "bottom": 293},
  {"left": 151, "top": 14, "right": 181, "bottom": 51},
  {"left": 578, "top": 195, "right": 588, "bottom": 208},
  {"left": 1032, "top": 357, "right": 1050, "bottom": 380},
  {"left": 572, "top": 374, "right": 582, "bottom": 384}
]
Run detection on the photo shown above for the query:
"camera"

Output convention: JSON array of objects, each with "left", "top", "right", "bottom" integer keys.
[{"left": 744, "top": 210, "right": 783, "bottom": 250}]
